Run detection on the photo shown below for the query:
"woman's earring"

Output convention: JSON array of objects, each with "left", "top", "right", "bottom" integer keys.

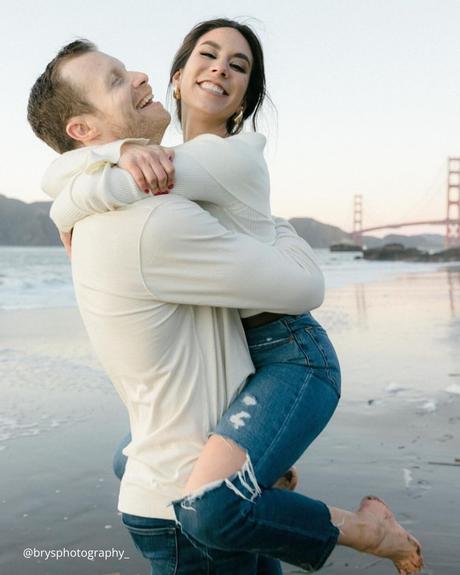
[
  {"left": 173, "top": 86, "right": 181, "bottom": 100},
  {"left": 233, "top": 107, "right": 244, "bottom": 130}
]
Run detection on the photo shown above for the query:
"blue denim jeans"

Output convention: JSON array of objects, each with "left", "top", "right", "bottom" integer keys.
[
  {"left": 172, "top": 313, "right": 341, "bottom": 571},
  {"left": 117, "top": 450, "right": 281, "bottom": 573},
  {"left": 122, "top": 512, "right": 282, "bottom": 574}
]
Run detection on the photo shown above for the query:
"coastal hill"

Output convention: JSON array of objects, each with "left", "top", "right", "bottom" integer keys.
[
  {"left": 0, "top": 194, "right": 445, "bottom": 249},
  {"left": 284, "top": 219, "right": 444, "bottom": 250},
  {"left": 0, "top": 194, "right": 60, "bottom": 246}
]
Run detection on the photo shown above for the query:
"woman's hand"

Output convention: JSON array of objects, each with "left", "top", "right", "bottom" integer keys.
[
  {"left": 119, "top": 143, "right": 175, "bottom": 195},
  {"left": 59, "top": 230, "right": 72, "bottom": 258}
]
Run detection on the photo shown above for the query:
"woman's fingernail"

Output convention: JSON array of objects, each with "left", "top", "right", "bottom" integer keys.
[
  {"left": 168, "top": 184, "right": 174, "bottom": 190},
  {"left": 144, "top": 189, "right": 150, "bottom": 194}
]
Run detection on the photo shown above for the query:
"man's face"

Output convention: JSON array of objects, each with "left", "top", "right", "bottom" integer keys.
[{"left": 60, "top": 51, "right": 170, "bottom": 143}]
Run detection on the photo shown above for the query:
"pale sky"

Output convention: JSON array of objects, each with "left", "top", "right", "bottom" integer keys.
[{"left": 1, "top": 0, "right": 459, "bottom": 235}]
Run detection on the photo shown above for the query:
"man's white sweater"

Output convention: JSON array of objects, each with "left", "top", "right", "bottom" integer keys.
[{"left": 42, "top": 134, "right": 324, "bottom": 519}]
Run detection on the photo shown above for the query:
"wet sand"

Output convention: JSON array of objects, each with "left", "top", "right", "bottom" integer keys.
[{"left": 1, "top": 266, "right": 459, "bottom": 574}]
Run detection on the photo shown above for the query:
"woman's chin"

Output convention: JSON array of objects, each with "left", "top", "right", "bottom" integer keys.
[{"left": 184, "top": 103, "right": 230, "bottom": 125}]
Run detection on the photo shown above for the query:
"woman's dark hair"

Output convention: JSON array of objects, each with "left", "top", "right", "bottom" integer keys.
[{"left": 169, "top": 18, "right": 268, "bottom": 135}]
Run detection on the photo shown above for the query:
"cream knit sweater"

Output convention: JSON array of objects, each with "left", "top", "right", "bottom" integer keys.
[{"left": 42, "top": 133, "right": 324, "bottom": 518}]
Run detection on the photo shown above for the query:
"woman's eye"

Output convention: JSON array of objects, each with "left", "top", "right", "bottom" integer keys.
[
  {"left": 231, "top": 63, "right": 246, "bottom": 73},
  {"left": 200, "top": 51, "right": 216, "bottom": 59}
]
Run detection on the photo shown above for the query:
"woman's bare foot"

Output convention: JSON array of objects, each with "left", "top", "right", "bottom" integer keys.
[
  {"left": 357, "top": 496, "right": 424, "bottom": 574},
  {"left": 273, "top": 466, "right": 298, "bottom": 491}
]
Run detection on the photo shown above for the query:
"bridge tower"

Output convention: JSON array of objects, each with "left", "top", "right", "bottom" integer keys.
[
  {"left": 352, "top": 194, "right": 363, "bottom": 245},
  {"left": 447, "top": 158, "right": 460, "bottom": 247}
]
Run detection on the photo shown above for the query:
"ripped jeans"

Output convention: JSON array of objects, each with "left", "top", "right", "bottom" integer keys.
[
  {"left": 172, "top": 313, "right": 341, "bottom": 572},
  {"left": 121, "top": 512, "right": 283, "bottom": 574}
]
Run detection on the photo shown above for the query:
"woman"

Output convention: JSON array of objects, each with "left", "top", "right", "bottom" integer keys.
[{"left": 46, "top": 19, "right": 423, "bottom": 574}]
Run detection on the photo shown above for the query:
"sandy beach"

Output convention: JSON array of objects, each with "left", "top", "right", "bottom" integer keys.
[{"left": 1, "top": 265, "right": 459, "bottom": 574}]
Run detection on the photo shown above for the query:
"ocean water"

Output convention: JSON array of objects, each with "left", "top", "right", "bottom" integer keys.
[
  {"left": 0, "top": 246, "right": 75, "bottom": 310},
  {"left": 0, "top": 245, "right": 453, "bottom": 311}
]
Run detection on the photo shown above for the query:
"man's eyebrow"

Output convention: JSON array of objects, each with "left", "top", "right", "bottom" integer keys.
[
  {"left": 112, "top": 57, "right": 126, "bottom": 69},
  {"left": 109, "top": 60, "right": 127, "bottom": 74},
  {"left": 199, "top": 40, "right": 252, "bottom": 65}
]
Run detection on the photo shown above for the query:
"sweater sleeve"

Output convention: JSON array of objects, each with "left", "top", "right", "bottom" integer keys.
[
  {"left": 173, "top": 133, "right": 270, "bottom": 215},
  {"left": 47, "top": 147, "right": 255, "bottom": 233},
  {"left": 43, "top": 133, "right": 270, "bottom": 232},
  {"left": 42, "top": 138, "right": 149, "bottom": 231},
  {"left": 139, "top": 197, "right": 324, "bottom": 314},
  {"left": 44, "top": 134, "right": 269, "bottom": 232}
]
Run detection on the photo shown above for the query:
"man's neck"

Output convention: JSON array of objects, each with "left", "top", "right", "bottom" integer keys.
[{"left": 82, "top": 134, "right": 162, "bottom": 148}]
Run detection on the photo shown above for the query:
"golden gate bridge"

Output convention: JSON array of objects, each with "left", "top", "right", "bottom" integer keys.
[{"left": 351, "top": 157, "right": 460, "bottom": 247}]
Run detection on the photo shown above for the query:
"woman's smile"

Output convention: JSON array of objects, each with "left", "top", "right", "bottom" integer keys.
[{"left": 197, "top": 81, "right": 228, "bottom": 96}]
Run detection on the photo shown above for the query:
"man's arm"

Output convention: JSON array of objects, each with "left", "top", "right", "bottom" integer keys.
[{"left": 139, "top": 197, "right": 324, "bottom": 315}]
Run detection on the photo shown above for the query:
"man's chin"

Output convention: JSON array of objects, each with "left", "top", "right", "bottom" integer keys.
[
  {"left": 111, "top": 115, "right": 171, "bottom": 142},
  {"left": 142, "top": 112, "right": 171, "bottom": 143}
]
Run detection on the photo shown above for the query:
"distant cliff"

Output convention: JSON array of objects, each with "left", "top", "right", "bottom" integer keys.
[
  {"left": 289, "top": 217, "right": 350, "bottom": 248},
  {"left": 289, "top": 218, "right": 444, "bottom": 250},
  {"left": 0, "top": 194, "right": 445, "bottom": 249},
  {"left": 0, "top": 195, "right": 59, "bottom": 246}
]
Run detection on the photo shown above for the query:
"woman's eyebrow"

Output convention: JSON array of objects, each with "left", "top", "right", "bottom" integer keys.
[{"left": 200, "top": 40, "right": 251, "bottom": 65}]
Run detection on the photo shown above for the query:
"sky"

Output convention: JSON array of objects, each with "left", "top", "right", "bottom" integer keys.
[{"left": 1, "top": 0, "right": 459, "bottom": 235}]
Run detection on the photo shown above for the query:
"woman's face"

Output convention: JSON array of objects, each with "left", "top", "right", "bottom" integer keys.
[{"left": 175, "top": 27, "right": 253, "bottom": 131}]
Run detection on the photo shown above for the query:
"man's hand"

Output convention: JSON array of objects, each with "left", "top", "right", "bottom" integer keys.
[
  {"left": 59, "top": 230, "right": 72, "bottom": 258},
  {"left": 119, "top": 143, "right": 175, "bottom": 195}
]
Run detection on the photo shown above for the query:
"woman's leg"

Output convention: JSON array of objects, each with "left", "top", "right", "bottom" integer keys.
[
  {"left": 328, "top": 496, "right": 423, "bottom": 574},
  {"left": 184, "top": 314, "right": 341, "bottom": 492},
  {"left": 113, "top": 434, "right": 283, "bottom": 573},
  {"left": 176, "top": 475, "right": 422, "bottom": 574},
  {"left": 174, "top": 315, "right": 423, "bottom": 572}
]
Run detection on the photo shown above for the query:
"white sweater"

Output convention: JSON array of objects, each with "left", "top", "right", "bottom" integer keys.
[
  {"left": 42, "top": 134, "right": 324, "bottom": 519},
  {"left": 44, "top": 133, "right": 281, "bottom": 317}
]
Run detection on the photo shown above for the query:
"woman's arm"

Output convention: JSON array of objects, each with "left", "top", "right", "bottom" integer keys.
[
  {"left": 42, "top": 138, "right": 149, "bottom": 199},
  {"left": 173, "top": 133, "right": 269, "bottom": 214},
  {"left": 44, "top": 134, "right": 269, "bottom": 232},
  {"left": 42, "top": 134, "right": 270, "bottom": 232},
  {"left": 43, "top": 139, "right": 153, "bottom": 232},
  {"left": 139, "top": 197, "right": 324, "bottom": 315}
]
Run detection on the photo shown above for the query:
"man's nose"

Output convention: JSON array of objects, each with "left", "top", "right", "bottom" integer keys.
[{"left": 131, "top": 71, "right": 149, "bottom": 87}]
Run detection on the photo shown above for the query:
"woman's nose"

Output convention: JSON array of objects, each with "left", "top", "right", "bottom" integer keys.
[{"left": 210, "top": 61, "right": 228, "bottom": 78}]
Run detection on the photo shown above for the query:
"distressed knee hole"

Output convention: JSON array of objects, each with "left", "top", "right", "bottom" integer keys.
[{"left": 175, "top": 452, "right": 261, "bottom": 513}]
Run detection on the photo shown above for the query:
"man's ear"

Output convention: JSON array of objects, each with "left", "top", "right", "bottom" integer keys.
[{"left": 65, "top": 115, "right": 99, "bottom": 145}]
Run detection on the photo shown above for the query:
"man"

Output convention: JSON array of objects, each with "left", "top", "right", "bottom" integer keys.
[{"left": 28, "top": 41, "right": 324, "bottom": 574}]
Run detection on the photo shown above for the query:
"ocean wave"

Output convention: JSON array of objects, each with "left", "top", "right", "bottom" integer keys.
[{"left": 0, "top": 247, "right": 75, "bottom": 310}]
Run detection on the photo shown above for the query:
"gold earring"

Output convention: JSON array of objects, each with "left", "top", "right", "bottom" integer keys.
[
  {"left": 173, "top": 86, "right": 181, "bottom": 100},
  {"left": 233, "top": 107, "right": 244, "bottom": 130}
]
